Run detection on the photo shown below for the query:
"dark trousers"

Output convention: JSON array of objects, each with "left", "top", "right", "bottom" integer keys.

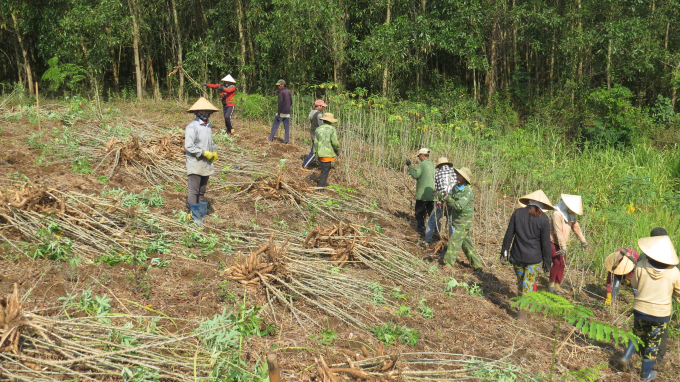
[
  {"left": 268, "top": 117, "right": 290, "bottom": 143},
  {"left": 633, "top": 317, "right": 668, "bottom": 360},
  {"left": 223, "top": 106, "right": 234, "bottom": 133},
  {"left": 414, "top": 200, "right": 434, "bottom": 233},
  {"left": 302, "top": 141, "right": 315, "bottom": 168},
  {"left": 318, "top": 161, "right": 332, "bottom": 189},
  {"left": 549, "top": 242, "right": 565, "bottom": 283},
  {"left": 187, "top": 174, "right": 209, "bottom": 205}
]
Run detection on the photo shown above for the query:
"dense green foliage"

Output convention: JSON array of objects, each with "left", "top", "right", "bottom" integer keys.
[{"left": 3, "top": 0, "right": 680, "bottom": 119}]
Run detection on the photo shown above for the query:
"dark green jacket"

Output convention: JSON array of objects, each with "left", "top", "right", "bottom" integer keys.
[
  {"left": 446, "top": 184, "right": 474, "bottom": 229},
  {"left": 408, "top": 159, "right": 435, "bottom": 201},
  {"left": 313, "top": 123, "right": 340, "bottom": 158}
]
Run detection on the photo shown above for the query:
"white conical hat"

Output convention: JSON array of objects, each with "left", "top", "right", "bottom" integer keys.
[
  {"left": 604, "top": 251, "right": 636, "bottom": 275},
  {"left": 187, "top": 97, "right": 219, "bottom": 112},
  {"left": 638, "top": 235, "right": 679, "bottom": 265},
  {"left": 561, "top": 194, "right": 583, "bottom": 215},
  {"left": 221, "top": 74, "right": 236, "bottom": 83},
  {"left": 518, "top": 190, "right": 554, "bottom": 210}
]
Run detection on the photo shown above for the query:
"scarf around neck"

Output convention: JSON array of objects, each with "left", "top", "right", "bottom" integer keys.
[{"left": 554, "top": 200, "right": 576, "bottom": 223}]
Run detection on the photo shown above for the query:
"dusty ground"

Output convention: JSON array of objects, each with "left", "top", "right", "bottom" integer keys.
[{"left": 0, "top": 99, "right": 678, "bottom": 381}]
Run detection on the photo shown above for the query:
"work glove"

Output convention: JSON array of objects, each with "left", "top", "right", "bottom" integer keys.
[
  {"left": 556, "top": 249, "right": 567, "bottom": 256},
  {"left": 581, "top": 241, "right": 588, "bottom": 250},
  {"left": 201, "top": 83, "right": 207, "bottom": 87},
  {"left": 605, "top": 293, "right": 612, "bottom": 306},
  {"left": 203, "top": 151, "right": 218, "bottom": 162},
  {"left": 542, "top": 262, "right": 551, "bottom": 273},
  {"left": 499, "top": 250, "right": 508, "bottom": 264},
  {"left": 405, "top": 159, "right": 412, "bottom": 166}
]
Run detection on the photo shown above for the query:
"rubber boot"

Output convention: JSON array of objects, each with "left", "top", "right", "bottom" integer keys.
[
  {"left": 618, "top": 340, "right": 637, "bottom": 371},
  {"left": 640, "top": 359, "right": 657, "bottom": 382},
  {"left": 189, "top": 204, "right": 203, "bottom": 226},
  {"left": 198, "top": 201, "right": 208, "bottom": 222},
  {"left": 554, "top": 283, "right": 564, "bottom": 294},
  {"left": 548, "top": 282, "right": 557, "bottom": 293},
  {"left": 611, "top": 286, "right": 619, "bottom": 303},
  {"left": 517, "top": 311, "right": 527, "bottom": 322}
]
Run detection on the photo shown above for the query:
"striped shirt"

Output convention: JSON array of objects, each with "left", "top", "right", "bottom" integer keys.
[{"left": 434, "top": 165, "right": 456, "bottom": 197}]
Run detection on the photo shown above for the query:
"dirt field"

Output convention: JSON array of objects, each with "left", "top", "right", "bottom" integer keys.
[{"left": 0, "top": 100, "right": 677, "bottom": 381}]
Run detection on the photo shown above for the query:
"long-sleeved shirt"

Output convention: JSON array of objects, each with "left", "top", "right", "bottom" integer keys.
[
  {"left": 185, "top": 118, "right": 216, "bottom": 176},
  {"left": 501, "top": 207, "right": 552, "bottom": 266},
  {"left": 434, "top": 165, "right": 456, "bottom": 200},
  {"left": 631, "top": 258, "right": 680, "bottom": 317},
  {"left": 313, "top": 123, "right": 339, "bottom": 158},
  {"left": 446, "top": 184, "right": 474, "bottom": 229},
  {"left": 277, "top": 88, "right": 292, "bottom": 116},
  {"left": 550, "top": 210, "right": 586, "bottom": 249},
  {"left": 308, "top": 109, "right": 323, "bottom": 141},
  {"left": 206, "top": 84, "right": 236, "bottom": 107},
  {"left": 606, "top": 248, "right": 639, "bottom": 293},
  {"left": 408, "top": 160, "right": 435, "bottom": 201}
]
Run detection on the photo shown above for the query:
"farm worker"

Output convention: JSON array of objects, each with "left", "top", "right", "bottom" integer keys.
[
  {"left": 500, "top": 190, "right": 553, "bottom": 321},
  {"left": 268, "top": 79, "right": 293, "bottom": 143},
  {"left": 313, "top": 113, "right": 339, "bottom": 190},
  {"left": 184, "top": 97, "right": 219, "bottom": 226},
  {"left": 604, "top": 248, "right": 639, "bottom": 306},
  {"left": 619, "top": 234, "right": 680, "bottom": 381},
  {"left": 301, "top": 99, "right": 327, "bottom": 171},
  {"left": 421, "top": 157, "right": 456, "bottom": 248},
  {"left": 406, "top": 148, "right": 434, "bottom": 235},
  {"left": 443, "top": 167, "right": 482, "bottom": 271},
  {"left": 549, "top": 194, "right": 588, "bottom": 294},
  {"left": 202, "top": 74, "right": 236, "bottom": 134}
]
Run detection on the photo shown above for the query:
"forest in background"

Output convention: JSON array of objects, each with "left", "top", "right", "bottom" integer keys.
[{"left": 2, "top": 0, "right": 680, "bottom": 143}]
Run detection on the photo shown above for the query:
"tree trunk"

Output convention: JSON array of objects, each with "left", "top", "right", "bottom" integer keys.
[
  {"left": 606, "top": 39, "right": 612, "bottom": 89},
  {"left": 12, "top": 35, "right": 23, "bottom": 86},
  {"left": 128, "top": 0, "right": 143, "bottom": 100},
  {"left": 236, "top": 0, "right": 247, "bottom": 92},
  {"left": 671, "top": 60, "right": 680, "bottom": 107},
  {"left": 171, "top": 0, "right": 184, "bottom": 101},
  {"left": 488, "top": 22, "right": 498, "bottom": 106},
  {"left": 665, "top": 22, "right": 670, "bottom": 51},
  {"left": 11, "top": 12, "right": 34, "bottom": 95},
  {"left": 382, "top": 0, "right": 391, "bottom": 97},
  {"left": 148, "top": 55, "right": 161, "bottom": 100}
]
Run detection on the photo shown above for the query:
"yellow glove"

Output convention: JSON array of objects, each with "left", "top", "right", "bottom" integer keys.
[
  {"left": 605, "top": 293, "right": 612, "bottom": 306},
  {"left": 203, "top": 151, "right": 218, "bottom": 162}
]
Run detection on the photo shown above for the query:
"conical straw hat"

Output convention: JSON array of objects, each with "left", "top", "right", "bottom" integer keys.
[
  {"left": 435, "top": 157, "right": 452, "bottom": 168},
  {"left": 518, "top": 190, "right": 554, "bottom": 210},
  {"left": 221, "top": 74, "right": 236, "bottom": 82},
  {"left": 187, "top": 97, "right": 219, "bottom": 112},
  {"left": 515, "top": 199, "right": 526, "bottom": 209},
  {"left": 604, "top": 251, "right": 636, "bottom": 275},
  {"left": 638, "top": 235, "right": 679, "bottom": 265},
  {"left": 561, "top": 194, "right": 583, "bottom": 215},
  {"left": 320, "top": 113, "right": 338, "bottom": 123},
  {"left": 454, "top": 167, "right": 472, "bottom": 184}
]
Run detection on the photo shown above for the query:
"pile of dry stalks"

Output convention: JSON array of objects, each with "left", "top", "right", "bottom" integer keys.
[
  {"left": 305, "top": 221, "right": 370, "bottom": 267},
  {"left": 226, "top": 234, "right": 289, "bottom": 288},
  {"left": 250, "top": 171, "right": 314, "bottom": 201},
  {"left": 0, "top": 284, "right": 27, "bottom": 354},
  {"left": 0, "top": 180, "right": 65, "bottom": 214}
]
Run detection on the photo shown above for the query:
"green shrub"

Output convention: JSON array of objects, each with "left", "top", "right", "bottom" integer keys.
[
  {"left": 31, "top": 222, "right": 74, "bottom": 261},
  {"left": 371, "top": 323, "right": 420, "bottom": 346}
]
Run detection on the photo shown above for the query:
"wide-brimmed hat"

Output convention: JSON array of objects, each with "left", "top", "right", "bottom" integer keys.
[
  {"left": 221, "top": 74, "right": 236, "bottom": 83},
  {"left": 187, "top": 97, "right": 219, "bottom": 112},
  {"left": 275, "top": 79, "right": 286, "bottom": 86},
  {"left": 435, "top": 157, "right": 452, "bottom": 168},
  {"left": 320, "top": 113, "right": 337, "bottom": 123},
  {"left": 605, "top": 251, "right": 636, "bottom": 275},
  {"left": 638, "top": 235, "right": 679, "bottom": 265},
  {"left": 454, "top": 167, "right": 472, "bottom": 184},
  {"left": 518, "top": 190, "right": 554, "bottom": 210},
  {"left": 314, "top": 99, "right": 328, "bottom": 107},
  {"left": 415, "top": 148, "right": 431, "bottom": 157},
  {"left": 561, "top": 194, "right": 583, "bottom": 215}
]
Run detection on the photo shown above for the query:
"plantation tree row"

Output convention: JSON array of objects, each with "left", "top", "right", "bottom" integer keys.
[{"left": 2, "top": 0, "right": 680, "bottom": 108}]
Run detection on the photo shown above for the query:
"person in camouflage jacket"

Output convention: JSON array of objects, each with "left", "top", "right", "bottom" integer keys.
[
  {"left": 444, "top": 167, "right": 483, "bottom": 270},
  {"left": 313, "top": 113, "right": 340, "bottom": 190}
]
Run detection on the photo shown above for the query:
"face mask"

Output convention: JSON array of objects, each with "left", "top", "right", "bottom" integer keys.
[{"left": 194, "top": 112, "right": 211, "bottom": 122}]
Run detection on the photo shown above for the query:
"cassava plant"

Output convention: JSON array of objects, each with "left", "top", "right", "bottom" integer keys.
[{"left": 511, "top": 292, "right": 640, "bottom": 382}]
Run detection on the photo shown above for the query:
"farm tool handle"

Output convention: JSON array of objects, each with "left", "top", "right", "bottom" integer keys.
[{"left": 168, "top": 65, "right": 204, "bottom": 91}]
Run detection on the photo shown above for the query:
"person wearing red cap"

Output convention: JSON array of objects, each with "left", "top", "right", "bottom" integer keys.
[
  {"left": 302, "top": 99, "right": 327, "bottom": 171},
  {"left": 202, "top": 74, "right": 236, "bottom": 134}
]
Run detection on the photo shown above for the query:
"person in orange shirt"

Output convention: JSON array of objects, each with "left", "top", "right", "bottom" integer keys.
[
  {"left": 549, "top": 194, "right": 588, "bottom": 293},
  {"left": 203, "top": 74, "right": 236, "bottom": 134}
]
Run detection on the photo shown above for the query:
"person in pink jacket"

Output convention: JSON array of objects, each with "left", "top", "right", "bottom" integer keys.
[{"left": 549, "top": 194, "right": 588, "bottom": 293}]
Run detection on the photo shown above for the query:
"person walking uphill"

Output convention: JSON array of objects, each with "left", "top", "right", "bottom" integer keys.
[
  {"left": 443, "top": 167, "right": 482, "bottom": 271},
  {"left": 202, "top": 74, "right": 236, "bottom": 134},
  {"left": 501, "top": 190, "right": 553, "bottom": 321},
  {"left": 268, "top": 79, "right": 292, "bottom": 143},
  {"left": 549, "top": 194, "right": 588, "bottom": 294},
  {"left": 406, "top": 148, "right": 434, "bottom": 235},
  {"left": 184, "top": 97, "right": 219, "bottom": 226},
  {"left": 313, "top": 113, "right": 339, "bottom": 190},
  {"left": 302, "top": 99, "right": 327, "bottom": 170},
  {"left": 618, "top": 234, "right": 680, "bottom": 381}
]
